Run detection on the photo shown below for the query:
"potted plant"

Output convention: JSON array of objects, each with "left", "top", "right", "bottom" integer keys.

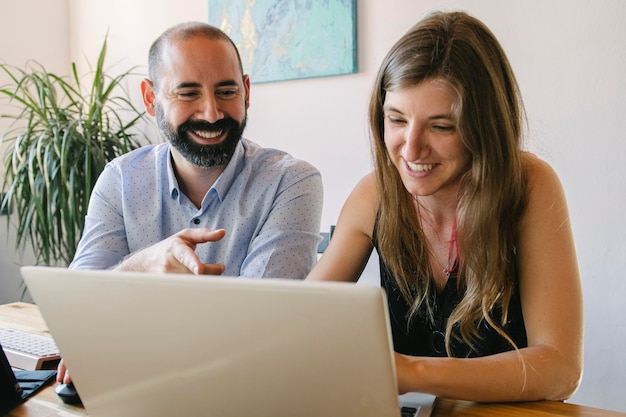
[{"left": 0, "top": 39, "right": 148, "bottom": 266}]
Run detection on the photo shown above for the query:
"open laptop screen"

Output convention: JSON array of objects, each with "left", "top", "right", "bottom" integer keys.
[{"left": 22, "top": 266, "right": 434, "bottom": 417}]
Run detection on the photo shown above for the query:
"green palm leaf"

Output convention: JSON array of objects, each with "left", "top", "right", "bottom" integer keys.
[{"left": 1, "top": 37, "right": 148, "bottom": 266}]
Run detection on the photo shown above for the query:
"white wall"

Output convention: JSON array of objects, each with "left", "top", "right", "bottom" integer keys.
[
  {"left": 1, "top": 0, "right": 624, "bottom": 412},
  {"left": 0, "top": 0, "right": 70, "bottom": 303}
]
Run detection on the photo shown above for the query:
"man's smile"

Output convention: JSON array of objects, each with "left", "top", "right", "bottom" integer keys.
[{"left": 193, "top": 129, "right": 224, "bottom": 140}]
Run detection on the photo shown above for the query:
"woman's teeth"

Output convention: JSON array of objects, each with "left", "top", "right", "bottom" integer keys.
[{"left": 407, "top": 161, "right": 435, "bottom": 172}]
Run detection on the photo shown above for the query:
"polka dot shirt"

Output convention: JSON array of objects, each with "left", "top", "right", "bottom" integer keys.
[{"left": 70, "top": 139, "right": 323, "bottom": 279}]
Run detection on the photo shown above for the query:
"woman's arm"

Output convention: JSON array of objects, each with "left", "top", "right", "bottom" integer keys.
[
  {"left": 397, "top": 155, "right": 583, "bottom": 402},
  {"left": 306, "top": 173, "right": 379, "bottom": 283}
]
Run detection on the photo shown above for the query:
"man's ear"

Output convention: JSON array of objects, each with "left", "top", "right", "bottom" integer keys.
[
  {"left": 243, "top": 74, "right": 251, "bottom": 109},
  {"left": 141, "top": 78, "right": 157, "bottom": 116}
]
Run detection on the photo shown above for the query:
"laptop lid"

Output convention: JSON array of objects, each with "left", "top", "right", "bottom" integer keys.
[{"left": 21, "top": 266, "right": 434, "bottom": 417}]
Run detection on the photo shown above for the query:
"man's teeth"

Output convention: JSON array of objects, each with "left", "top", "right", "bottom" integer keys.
[
  {"left": 407, "top": 161, "right": 435, "bottom": 172},
  {"left": 195, "top": 130, "right": 223, "bottom": 139}
]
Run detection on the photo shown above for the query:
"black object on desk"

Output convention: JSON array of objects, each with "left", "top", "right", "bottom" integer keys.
[
  {"left": 55, "top": 382, "right": 82, "bottom": 405},
  {"left": 0, "top": 341, "right": 56, "bottom": 414}
]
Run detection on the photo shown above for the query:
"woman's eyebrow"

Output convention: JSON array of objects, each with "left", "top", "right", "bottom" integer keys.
[{"left": 383, "top": 105, "right": 453, "bottom": 120}]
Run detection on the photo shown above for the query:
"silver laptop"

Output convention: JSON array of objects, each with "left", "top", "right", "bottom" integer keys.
[{"left": 21, "top": 266, "right": 435, "bottom": 417}]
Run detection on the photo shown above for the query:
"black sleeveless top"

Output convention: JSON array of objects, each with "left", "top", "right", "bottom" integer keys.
[{"left": 375, "top": 239, "right": 528, "bottom": 358}]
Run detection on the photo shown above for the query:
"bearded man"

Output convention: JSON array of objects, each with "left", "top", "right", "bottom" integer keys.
[{"left": 69, "top": 22, "right": 323, "bottom": 278}]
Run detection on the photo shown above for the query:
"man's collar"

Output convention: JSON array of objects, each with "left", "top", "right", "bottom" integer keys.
[{"left": 167, "top": 139, "right": 245, "bottom": 203}]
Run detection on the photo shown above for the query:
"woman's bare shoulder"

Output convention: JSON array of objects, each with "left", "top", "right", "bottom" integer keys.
[
  {"left": 351, "top": 171, "right": 378, "bottom": 199},
  {"left": 339, "top": 172, "right": 379, "bottom": 237},
  {"left": 522, "top": 152, "right": 563, "bottom": 193},
  {"left": 521, "top": 152, "right": 569, "bottom": 217}
]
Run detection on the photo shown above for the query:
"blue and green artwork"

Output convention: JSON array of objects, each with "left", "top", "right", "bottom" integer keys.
[{"left": 208, "top": 0, "right": 357, "bottom": 83}]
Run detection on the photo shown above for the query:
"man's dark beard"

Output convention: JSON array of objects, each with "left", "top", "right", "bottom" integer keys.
[{"left": 155, "top": 103, "right": 246, "bottom": 168}]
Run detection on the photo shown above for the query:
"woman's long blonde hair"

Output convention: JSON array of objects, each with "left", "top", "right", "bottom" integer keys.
[{"left": 370, "top": 11, "right": 527, "bottom": 354}]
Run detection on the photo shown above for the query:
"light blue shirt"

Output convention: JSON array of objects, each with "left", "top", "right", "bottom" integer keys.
[{"left": 70, "top": 139, "right": 323, "bottom": 279}]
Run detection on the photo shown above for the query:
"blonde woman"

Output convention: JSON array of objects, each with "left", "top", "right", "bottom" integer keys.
[{"left": 307, "top": 11, "right": 582, "bottom": 402}]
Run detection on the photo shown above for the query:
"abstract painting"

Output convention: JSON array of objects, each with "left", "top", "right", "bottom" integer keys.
[{"left": 208, "top": 0, "right": 357, "bottom": 83}]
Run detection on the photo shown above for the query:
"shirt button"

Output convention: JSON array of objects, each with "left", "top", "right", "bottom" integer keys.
[{"left": 193, "top": 218, "right": 200, "bottom": 225}]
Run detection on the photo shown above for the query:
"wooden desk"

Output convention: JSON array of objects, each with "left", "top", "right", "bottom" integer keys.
[
  {"left": 433, "top": 398, "right": 626, "bottom": 417},
  {"left": 1, "top": 302, "right": 624, "bottom": 417},
  {"left": 1, "top": 302, "right": 86, "bottom": 417}
]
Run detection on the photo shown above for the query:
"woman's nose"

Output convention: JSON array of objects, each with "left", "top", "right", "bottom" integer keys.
[{"left": 403, "top": 125, "right": 429, "bottom": 161}]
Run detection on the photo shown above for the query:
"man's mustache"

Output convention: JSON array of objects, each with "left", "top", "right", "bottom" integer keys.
[{"left": 179, "top": 118, "right": 238, "bottom": 134}]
